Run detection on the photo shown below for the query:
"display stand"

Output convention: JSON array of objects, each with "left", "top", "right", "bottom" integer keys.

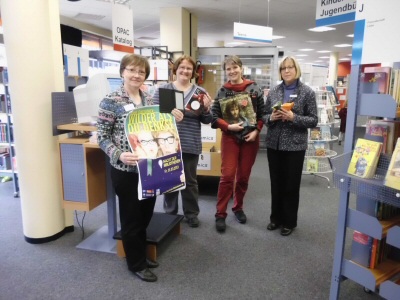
[
  {"left": 329, "top": 65, "right": 400, "bottom": 299},
  {"left": 303, "top": 90, "right": 339, "bottom": 187}
]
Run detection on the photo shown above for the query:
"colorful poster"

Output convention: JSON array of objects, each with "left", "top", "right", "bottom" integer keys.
[{"left": 125, "top": 105, "right": 185, "bottom": 200}]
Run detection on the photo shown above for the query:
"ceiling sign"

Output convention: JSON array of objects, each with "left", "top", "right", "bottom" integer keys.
[
  {"left": 112, "top": 3, "right": 134, "bottom": 53},
  {"left": 353, "top": 0, "right": 400, "bottom": 64},
  {"left": 315, "top": 0, "right": 356, "bottom": 26},
  {"left": 233, "top": 22, "right": 272, "bottom": 43}
]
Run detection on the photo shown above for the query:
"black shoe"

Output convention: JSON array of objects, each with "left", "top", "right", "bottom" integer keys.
[
  {"left": 267, "top": 223, "right": 280, "bottom": 231},
  {"left": 133, "top": 268, "right": 157, "bottom": 282},
  {"left": 281, "top": 227, "right": 294, "bottom": 236},
  {"left": 146, "top": 259, "right": 159, "bottom": 268},
  {"left": 187, "top": 216, "right": 199, "bottom": 228},
  {"left": 215, "top": 218, "right": 226, "bottom": 232},
  {"left": 234, "top": 210, "right": 247, "bottom": 224}
]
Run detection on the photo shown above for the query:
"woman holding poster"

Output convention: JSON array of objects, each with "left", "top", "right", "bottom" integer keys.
[
  {"left": 152, "top": 55, "right": 213, "bottom": 228},
  {"left": 97, "top": 54, "right": 183, "bottom": 282},
  {"left": 211, "top": 55, "right": 265, "bottom": 233}
]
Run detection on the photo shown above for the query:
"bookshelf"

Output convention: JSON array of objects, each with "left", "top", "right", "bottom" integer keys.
[
  {"left": 0, "top": 68, "right": 19, "bottom": 197},
  {"left": 303, "top": 90, "right": 339, "bottom": 187},
  {"left": 329, "top": 65, "right": 400, "bottom": 299}
]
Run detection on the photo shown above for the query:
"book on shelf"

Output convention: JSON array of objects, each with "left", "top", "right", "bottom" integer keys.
[
  {"left": 317, "top": 106, "right": 334, "bottom": 124},
  {"left": 309, "top": 127, "right": 321, "bottom": 140},
  {"left": 351, "top": 231, "right": 373, "bottom": 268},
  {"left": 313, "top": 141, "right": 328, "bottom": 156},
  {"left": 306, "top": 158, "right": 319, "bottom": 173},
  {"left": 320, "top": 125, "right": 332, "bottom": 140},
  {"left": 347, "top": 138, "right": 383, "bottom": 179},
  {"left": 365, "top": 119, "right": 393, "bottom": 154},
  {"left": 384, "top": 137, "right": 400, "bottom": 190},
  {"left": 362, "top": 66, "right": 392, "bottom": 94}
]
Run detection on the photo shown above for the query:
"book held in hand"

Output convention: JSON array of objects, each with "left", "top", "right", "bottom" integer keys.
[
  {"left": 219, "top": 92, "right": 257, "bottom": 141},
  {"left": 347, "top": 138, "right": 383, "bottom": 179},
  {"left": 158, "top": 88, "right": 184, "bottom": 113}
]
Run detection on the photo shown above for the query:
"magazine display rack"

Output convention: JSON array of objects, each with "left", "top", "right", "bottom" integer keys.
[
  {"left": 0, "top": 68, "right": 19, "bottom": 197},
  {"left": 303, "top": 90, "right": 339, "bottom": 187},
  {"left": 330, "top": 65, "right": 400, "bottom": 300}
]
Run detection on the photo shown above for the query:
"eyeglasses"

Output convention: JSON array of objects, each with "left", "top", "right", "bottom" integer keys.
[
  {"left": 125, "top": 68, "right": 146, "bottom": 77},
  {"left": 156, "top": 136, "right": 175, "bottom": 145},
  {"left": 139, "top": 139, "right": 156, "bottom": 146},
  {"left": 280, "top": 66, "right": 295, "bottom": 72}
]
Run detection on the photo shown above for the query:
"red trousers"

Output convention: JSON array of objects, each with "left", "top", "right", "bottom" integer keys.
[{"left": 215, "top": 133, "right": 259, "bottom": 218}]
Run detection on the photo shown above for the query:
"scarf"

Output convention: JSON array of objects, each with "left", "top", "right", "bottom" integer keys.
[{"left": 223, "top": 78, "right": 254, "bottom": 92}]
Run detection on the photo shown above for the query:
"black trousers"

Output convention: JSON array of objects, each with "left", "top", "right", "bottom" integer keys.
[
  {"left": 111, "top": 167, "right": 156, "bottom": 272},
  {"left": 267, "top": 148, "right": 305, "bottom": 229}
]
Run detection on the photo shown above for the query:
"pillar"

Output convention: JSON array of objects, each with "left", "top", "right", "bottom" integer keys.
[
  {"left": 160, "top": 7, "right": 198, "bottom": 59},
  {"left": 328, "top": 52, "right": 339, "bottom": 86},
  {"left": 0, "top": 0, "right": 73, "bottom": 242}
]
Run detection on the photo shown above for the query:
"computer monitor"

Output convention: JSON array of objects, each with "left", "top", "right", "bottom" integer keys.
[{"left": 73, "top": 73, "right": 122, "bottom": 123}]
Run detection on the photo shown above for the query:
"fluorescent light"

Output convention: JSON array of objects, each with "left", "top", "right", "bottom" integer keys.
[
  {"left": 319, "top": 56, "right": 330, "bottom": 59},
  {"left": 225, "top": 42, "right": 245, "bottom": 46},
  {"left": 298, "top": 49, "right": 314, "bottom": 51},
  {"left": 347, "top": 54, "right": 352, "bottom": 57},
  {"left": 272, "top": 35, "right": 285, "bottom": 40},
  {"left": 308, "top": 26, "right": 336, "bottom": 32},
  {"left": 314, "top": 60, "right": 323, "bottom": 63},
  {"left": 334, "top": 44, "right": 352, "bottom": 48},
  {"left": 317, "top": 50, "right": 331, "bottom": 53},
  {"left": 296, "top": 54, "right": 308, "bottom": 57},
  {"left": 347, "top": 34, "right": 354, "bottom": 37},
  {"left": 339, "top": 58, "right": 351, "bottom": 61}
]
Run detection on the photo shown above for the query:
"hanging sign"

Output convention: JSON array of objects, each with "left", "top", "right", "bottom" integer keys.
[
  {"left": 315, "top": 0, "right": 356, "bottom": 27},
  {"left": 233, "top": 22, "right": 272, "bottom": 43},
  {"left": 352, "top": 0, "right": 400, "bottom": 65},
  {"left": 112, "top": 3, "right": 134, "bottom": 53}
]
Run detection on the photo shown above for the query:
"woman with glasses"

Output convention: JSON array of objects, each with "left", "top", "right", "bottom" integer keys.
[
  {"left": 97, "top": 54, "right": 183, "bottom": 282},
  {"left": 128, "top": 130, "right": 159, "bottom": 159},
  {"left": 152, "top": 55, "right": 213, "bottom": 228},
  {"left": 211, "top": 55, "right": 265, "bottom": 233},
  {"left": 264, "top": 56, "right": 318, "bottom": 236}
]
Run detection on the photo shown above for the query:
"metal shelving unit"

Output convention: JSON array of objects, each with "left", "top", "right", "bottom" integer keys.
[
  {"left": 329, "top": 65, "right": 400, "bottom": 299},
  {"left": 0, "top": 68, "right": 19, "bottom": 197}
]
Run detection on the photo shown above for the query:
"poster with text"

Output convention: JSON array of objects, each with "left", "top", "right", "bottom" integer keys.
[{"left": 125, "top": 105, "right": 185, "bottom": 200}]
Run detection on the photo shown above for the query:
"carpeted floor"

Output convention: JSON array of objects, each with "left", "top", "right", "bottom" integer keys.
[{"left": 0, "top": 143, "right": 380, "bottom": 299}]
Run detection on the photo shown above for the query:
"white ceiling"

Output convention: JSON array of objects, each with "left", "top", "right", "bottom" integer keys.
[{"left": 59, "top": 0, "right": 355, "bottom": 65}]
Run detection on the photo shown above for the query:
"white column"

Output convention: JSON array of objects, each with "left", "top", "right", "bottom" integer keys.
[
  {"left": 1, "top": 0, "right": 72, "bottom": 240},
  {"left": 328, "top": 52, "right": 339, "bottom": 86},
  {"left": 160, "top": 7, "right": 197, "bottom": 57}
]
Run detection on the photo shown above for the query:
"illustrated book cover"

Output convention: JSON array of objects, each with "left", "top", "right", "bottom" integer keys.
[
  {"left": 125, "top": 105, "right": 185, "bottom": 200},
  {"left": 219, "top": 92, "right": 257, "bottom": 141},
  {"left": 347, "top": 138, "right": 382, "bottom": 179},
  {"left": 306, "top": 158, "right": 319, "bottom": 173},
  {"left": 185, "top": 86, "right": 207, "bottom": 116},
  {"left": 384, "top": 137, "right": 400, "bottom": 190}
]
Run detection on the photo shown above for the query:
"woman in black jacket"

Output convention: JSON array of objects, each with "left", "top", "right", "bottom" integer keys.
[{"left": 264, "top": 56, "right": 318, "bottom": 236}]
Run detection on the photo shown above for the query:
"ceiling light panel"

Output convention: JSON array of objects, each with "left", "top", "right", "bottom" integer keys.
[{"left": 308, "top": 26, "right": 336, "bottom": 32}]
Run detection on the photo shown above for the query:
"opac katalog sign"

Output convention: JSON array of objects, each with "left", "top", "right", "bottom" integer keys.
[{"left": 112, "top": 3, "right": 134, "bottom": 53}]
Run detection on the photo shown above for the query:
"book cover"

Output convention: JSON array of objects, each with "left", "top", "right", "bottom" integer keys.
[
  {"left": 384, "top": 137, "right": 400, "bottom": 190},
  {"left": 306, "top": 158, "right": 319, "bottom": 173},
  {"left": 351, "top": 231, "right": 373, "bottom": 268},
  {"left": 185, "top": 87, "right": 207, "bottom": 115},
  {"left": 347, "top": 138, "right": 382, "bottom": 179},
  {"left": 365, "top": 122, "right": 388, "bottom": 154},
  {"left": 125, "top": 105, "right": 185, "bottom": 200},
  {"left": 310, "top": 127, "right": 321, "bottom": 140},
  {"left": 158, "top": 88, "right": 184, "bottom": 113},
  {"left": 313, "top": 141, "right": 327, "bottom": 156},
  {"left": 219, "top": 92, "right": 257, "bottom": 140},
  {"left": 363, "top": 66, "right": 392, "bottom": 94},
  {"left": 320, "top": 125, "right": 332, "bottom": 140}
]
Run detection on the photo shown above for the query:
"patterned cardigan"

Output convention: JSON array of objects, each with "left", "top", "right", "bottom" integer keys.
[
  {"left": 97, "top": 85, "right": 153, "bottom": 172},
  {"left": 263, "top": 80, "right": 318, "bottom": 151}
]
